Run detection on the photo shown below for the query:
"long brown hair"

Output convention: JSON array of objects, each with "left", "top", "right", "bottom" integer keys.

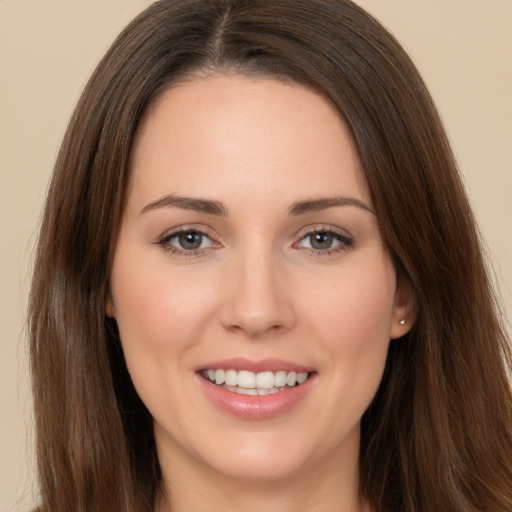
[{"left": 29, "top": 1, "right": 512, "bottom": 511}]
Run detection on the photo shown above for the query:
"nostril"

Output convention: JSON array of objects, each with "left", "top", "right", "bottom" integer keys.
[
  {"left": 220, "top": 302, "right": 296, "bottom": 337},
  {"left": 224, "top": 321, "right": 286, "bottom": 338},
  {"left": 218, "top": 267, "right": 298, "bottom": 336}
]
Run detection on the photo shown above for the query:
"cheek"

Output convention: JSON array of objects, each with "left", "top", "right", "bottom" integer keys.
[
  {"left": 301, "top": 256, "right": 395, "bottom": 396},
  {"left": 112, "top": 256, "right": 215, "bottom": 349},
  {"left": 306, "top": 269, "right": 395, "bottom": 334},
  {"left": 109, "top": 255, "right": 219, "bottom": 418}
]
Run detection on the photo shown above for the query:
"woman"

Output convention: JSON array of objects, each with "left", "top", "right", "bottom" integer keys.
[{"left": 29, "top": 1, "right": 512, "bottom": 511}]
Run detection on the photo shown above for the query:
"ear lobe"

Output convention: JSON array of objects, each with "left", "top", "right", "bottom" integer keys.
[
  {"left": 106, "top": 294, "right": 116, "bottom": 318},
  {"left": 390, "top": 276, "right": 418, "bottom": 339}
]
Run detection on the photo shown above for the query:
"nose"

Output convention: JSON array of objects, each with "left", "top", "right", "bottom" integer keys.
[{"left": 219, "top": 246, "right": 297, "bottom": 338}]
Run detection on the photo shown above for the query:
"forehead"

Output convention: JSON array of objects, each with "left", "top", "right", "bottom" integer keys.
[{"left": 127, "top": 74, "right": 370, "bottom": 211}]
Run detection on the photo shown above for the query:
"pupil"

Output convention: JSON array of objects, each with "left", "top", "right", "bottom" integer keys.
[
  {"left": 179, "top": 232, "right": 202, "bottom": 250},
  {"left": 311, "top": 232, "right": 333, "bottom": 250}
]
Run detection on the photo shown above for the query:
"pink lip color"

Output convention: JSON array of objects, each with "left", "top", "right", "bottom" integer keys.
[
  {"left": 196, "top": 358, "right": 318, "bottom": 420},
  {"left": 197, "top": 357, "right": 315, "bottom": 374}
]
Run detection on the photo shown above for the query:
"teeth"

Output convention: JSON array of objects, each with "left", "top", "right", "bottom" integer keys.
[
  {"left": 235, "top": 387, "right": 258, "bottom": 396},
  {"left": 286, "top": 371, "right": 297, "bottom": 386},
  {"left": 203, "top": 369, "right": 309, "bottom": 389},
  {"left": 225, "top": 385, "right": 287, "bottom": 396},
  {"left": 225, "top": 369, "right": 237, "bottom": 386},
  {"left": 297, "top": 372, "right": 308, "bottom": 384},
  {"left": 256, "top": 371, "right": 274, "bottom": 389},
  {"left": 274, "top": 371, "right": 287, "bottom": 387},
  {"left": 214, "top": 369, "right": 225, "bottom": 385},
  {"left": 238, "top": 370, "right": 256, "bottom": 388}
]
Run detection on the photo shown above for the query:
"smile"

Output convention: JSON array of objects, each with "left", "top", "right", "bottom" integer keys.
[
  {"left": 197, "top": 358, "right": 317, "bottom": 419},
  {"left": 200, "top": 369, "right": 310, "bottom": 395}
]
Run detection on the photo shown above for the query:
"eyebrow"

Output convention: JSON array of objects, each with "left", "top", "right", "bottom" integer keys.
[
  {"left": 139, "top": 194, "right": 374, "bottom": 217},
  {"left": 140, "top": 195, "right": 228, "bottom": 216},
  {"left": 288, "top": 197, "right": 374, "bottom": 215}
]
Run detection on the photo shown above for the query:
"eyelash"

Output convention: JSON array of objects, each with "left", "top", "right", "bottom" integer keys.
[
  {"left": 156, "top": 227, "right": 354, "bottom": 257},
  {"left": 156, "top": 228, "right": 218, "bottom": 257},
  {"left": 294, "top": 228, "right": 354, "bottom": 256}
]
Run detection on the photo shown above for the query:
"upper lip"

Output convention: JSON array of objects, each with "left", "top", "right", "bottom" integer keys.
[{"left": 196, "top": 357, "right": 316, "bottom": 374}]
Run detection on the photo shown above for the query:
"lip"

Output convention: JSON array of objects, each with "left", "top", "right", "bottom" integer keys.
[
  {"left": 196, "top": 357, "right": 318, "bottom": 420},
  {"left": 196, "top": 357, "right": 316, "bottom": 374}
]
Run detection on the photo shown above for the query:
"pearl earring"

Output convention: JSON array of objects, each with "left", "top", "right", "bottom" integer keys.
[{"left": 399, "top": 319, "right": 406, "bottom": 325}]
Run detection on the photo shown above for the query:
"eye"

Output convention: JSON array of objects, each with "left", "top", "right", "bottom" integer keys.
[
  {"left": 303, "top": 232, "right": 337, "bottom": 250},
  {"left": 295, "top": 228, "right": 353, "bottom": 254},
  {"left": 157, "top": 229, "right": 218, "bottom": 255},
  {"left": 175, "top": 231, "right": 207, "bottom": 250}
]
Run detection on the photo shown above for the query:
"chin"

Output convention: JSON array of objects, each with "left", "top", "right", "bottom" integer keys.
[
  {"left": 210, "top": 448, "right": 309, "bottom": 482},
  {"left": 163, "top": 418, "right": 361, "bottom": 485}
]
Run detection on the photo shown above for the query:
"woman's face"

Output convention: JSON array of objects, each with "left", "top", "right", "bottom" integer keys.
[{"left": 109, "top": 74, "right": 413, "bottom": 484}]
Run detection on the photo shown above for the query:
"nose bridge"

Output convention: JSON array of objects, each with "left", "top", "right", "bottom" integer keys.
[{"left": 220, "top": 235, "right": 295, "bottom": 336}]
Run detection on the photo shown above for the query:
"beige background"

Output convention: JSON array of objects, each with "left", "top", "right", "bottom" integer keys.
[{"left": 1, "top": 1, "right": 510, "bottom": 510}]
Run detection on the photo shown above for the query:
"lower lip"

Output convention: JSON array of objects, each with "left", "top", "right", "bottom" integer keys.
[{"left": 197, "top": 373, "right": 317, "bottom": 420}]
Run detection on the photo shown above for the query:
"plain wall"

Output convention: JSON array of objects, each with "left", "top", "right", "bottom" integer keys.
[{"left": 1, "top": 1, "right": 510, "bottom": 510}]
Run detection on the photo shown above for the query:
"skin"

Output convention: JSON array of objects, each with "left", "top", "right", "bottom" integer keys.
[{"left": 108, "top": 74, "right": 415, "bottom": 512}]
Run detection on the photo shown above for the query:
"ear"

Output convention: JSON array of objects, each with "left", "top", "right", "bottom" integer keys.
[
  {"left": 106, "top": 291, "right": 116, "bottom": 318},
  {"left": 390, "top": 275, "right": 418, "bottom": 339}
]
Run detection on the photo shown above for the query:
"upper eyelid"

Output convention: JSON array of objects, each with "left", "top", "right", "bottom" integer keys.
[
  {"left": 165, "top": 229, "right": 212, "bottom": 241},
  {"left": 156, "top": 228, "right": 219, "bottom": 256},
  {"left": 295, "top": 228, "right": 352, "bottom": 245},
  {"left": 156, "top": 224, "right": 353, "bottom": 248},
  {"left": 294, "top": 224, "right": 352, "bottom": 239},
  {"left": 158, "top": 224, "right": 217, "bottom": 240},
  {"left": 160, "top": 224, "right": 349, "bottom": 236},
  {"left": 154, "top": 227, "right": 218, "bottom": 254}
]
